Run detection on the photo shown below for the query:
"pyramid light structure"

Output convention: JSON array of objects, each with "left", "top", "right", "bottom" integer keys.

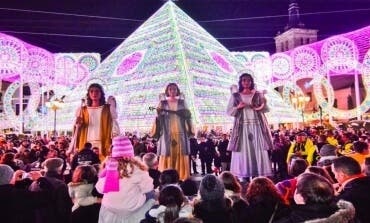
[{"left": 62, "top": 1, "right": 251, "bottom": 131}]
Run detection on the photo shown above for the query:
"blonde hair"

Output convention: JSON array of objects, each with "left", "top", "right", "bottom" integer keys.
[{"left": 117, "top": 157, "right": 148, "bottom": 178}]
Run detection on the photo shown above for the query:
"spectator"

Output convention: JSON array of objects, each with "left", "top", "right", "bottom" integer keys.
[
  {"left": 143, "top": 152, "right": 161, "bottom": 189},
  {"left": 29, "top": 157, "right": 73, "bottom": 223},
  {"left": 218, "top": 171, "right": 242, "bottom": 202},
  {"left": 141, "top": 185, "right": 192, "bottom": 223},
  {"left": 70, "top": 142, "right": 100, "bottom": 171},
  {"left": 332, "top": 156, "right": 370, "bottom": 222},
  {"left": 68, "top": 165, "right": 100, "bottom": 223},
  {"left": 346, "top": 141, "right": 370, "bottom": 166},
  {"left": 275, "top": 158, "right": 308, "bottom": 205},
  {"left": 217, "top": 134, "right": 231, "bottom": 172},
  {"left": 193, "top": 174, "right": 233, "bottom": 223},
  {"left": 179, "top": 178, "right": 198, "bottom": 202},
  {"left": 132, "top": 135, "right": 147, "bottom": 157},
  {"left": 275, "top": 173, "right": 355, "bottom": 223},
  {"left": 198, "top": 136, "right": 215, "bottom": 175},
  {"left": 286, "top": 132, "right": 316, "bottom": 165},
  {"left": 159, "top": 169, "right": 180, "bottom": 190},
  {"left": 240, "top": 177, "right": 289, "bottom": 223},
  {"left": 0, "top": 164, "right": 50, "bottom": 223},
  {"left": 305, "top": 165, "right": 335, "bottom": 184},
  {"left": 0, "top": 152, "right": 20, "bottom": 171},
  {"left": 189, "top": 137, "right": 199, "bottom": 175},
  {"left": 95, "top": 136, "right": 155, "bottom": 223},
  {"left": 317, "top": 144, "right": 337, "bottom": 167}
]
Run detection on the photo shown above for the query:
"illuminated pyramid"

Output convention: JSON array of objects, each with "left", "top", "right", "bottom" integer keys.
[{"left": 84, "top": 1, "right": 249, "bottom": 131}]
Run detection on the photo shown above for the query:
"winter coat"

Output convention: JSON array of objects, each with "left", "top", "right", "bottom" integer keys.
[
  {"left": 29, "top": 171, "right": 73, "bottom": 223},
  {"left": 141, "top": 203, "right": 193, "bottom": 223},
  {"left": 335, "top": 176, "right": 370, "bottom": 223},
  {"left": 274, "top": 200, "right": 355, "bottom": 223}
]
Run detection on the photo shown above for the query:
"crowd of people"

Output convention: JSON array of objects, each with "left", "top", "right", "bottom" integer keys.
[
  {"left": 1, "top": 77, "right": 370, "bottom": 223},
  {"left": 1, "top": 124, "right": 370, "bottom": 223}
]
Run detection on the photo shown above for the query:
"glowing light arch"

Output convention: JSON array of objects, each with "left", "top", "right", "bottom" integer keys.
[
  {"left": 271, "top": 53, "right": 293, "bottom": 79},
  {"left": 23, "top": 47, "right": 54, "bottom": 84},
  {"left": 321, "top": 36, "right": 359, "bottom": 74},
  {"left": 0, "top": 34, "right": 28, "bottom": 78},
  {"left": 313, "top": 63, "right": 370, "bottom": 119},
  {"left": 3, "top": 81, "right": 41, "bottom": 129},
  {"left": 291, "top": 46, "right": 321, "bottom": 74}
]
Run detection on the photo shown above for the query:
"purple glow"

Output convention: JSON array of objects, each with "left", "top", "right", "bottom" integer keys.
[
  {"left": 116, "top": 51, "right": 144, "bottom": 76},
  {"left": 209, "top": 51, "right": 234, "bottom": 74}
]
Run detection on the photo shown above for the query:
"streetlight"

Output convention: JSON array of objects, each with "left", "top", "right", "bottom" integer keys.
[
  {"left": 45, "top": 96, "right": 65, "bottom": 137},
  {"left": 291, "top": 93, "right": 310, "bottom": 127}
]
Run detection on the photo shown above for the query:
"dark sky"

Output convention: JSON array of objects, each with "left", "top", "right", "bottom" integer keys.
[{"left": 0, "top": 0, "right": 369, "bottom": 59}]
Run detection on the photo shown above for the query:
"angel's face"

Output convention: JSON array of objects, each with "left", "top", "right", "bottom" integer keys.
[
  {"left": 241, "top": 77, "right": 252, "bottom": 89},
  {"left": 89, "top": 87, "right": 102, "bottom": 101},
  {"left": 167, "top": 85, "right": 178, "bottom": 97}
]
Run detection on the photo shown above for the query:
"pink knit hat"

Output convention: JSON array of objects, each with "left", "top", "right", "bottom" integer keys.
[
  {"left": 111, "top": 136, "right": 134, "bottom": 158},
  {"left": 102, "top": 136, "right": 134, "bottom": 193}
]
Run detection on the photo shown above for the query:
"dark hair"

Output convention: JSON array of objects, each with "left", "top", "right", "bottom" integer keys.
[
  {"left": 296, "top": 173, "right": 334, "bottom": 204},
  {"left": 306, "top": 166, "right": 335, "bottom": 184},
  {"left": 159, "top": 185, "right": 185, "bottom": 223},
  {"left": 86, "top": 83, "right": 106, "bottom": 106},
  {"left": 0, "top": 152, "right": 15, "bottom": 164},
  {"left": 84, "top": 142, "right": 92, "bottom": 150},
  {"left": 352, "top": 141, "right": 368, "bottom": 153},
  {"left": 160, "top": 169, "right": 180, "bottom": 188},
  {"left": 72, "top": 165, "right": 97, "bottom": 184},
  {"left": 173, "top": 217, "right": 203, "bottom": 223},
  {"left": 332, "top": 156, "right": 361, "bottom": 176},
  {"left": 219, "top": 171, "right": 241, "bottom": 193},
  {"left": 289, "top": 158, "right": 308, "bottom": 177},
  {"left": 165, "top": 83, "right": 181, "bottom": 97},
  {"left": 238, "top": 73, "right": 254, "bottom": 92},
  {"left": 180, "top": 178, "right": 198, "bottom": 196}
]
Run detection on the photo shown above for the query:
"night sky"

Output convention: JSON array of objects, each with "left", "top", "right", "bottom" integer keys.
[{"left": 0, "top": 0, "right": 369, "bottom": 59}]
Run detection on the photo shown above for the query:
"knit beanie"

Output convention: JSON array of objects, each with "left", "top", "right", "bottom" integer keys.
[
  {"left": 102, "top": 136, "right": 134, "bottom": 193},
  {"left": 199, "top": 174, "right": 225, "bottom": 201},
  {"left": 0, "top": 164, "right": 14, "bottom": 185},
  {"left": 320, "top": 144, "right": 337, "bottom": 157},
  {"left": 111, "top": 136, "right": 134, "bottom": 158}
]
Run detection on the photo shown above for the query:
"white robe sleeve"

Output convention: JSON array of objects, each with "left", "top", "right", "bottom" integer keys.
[
  {"left": 108, "top": 98, "right": 121, "bottom": 136},
  {"left": 226, "top": 94, "right": 238, "bottom": 117}
]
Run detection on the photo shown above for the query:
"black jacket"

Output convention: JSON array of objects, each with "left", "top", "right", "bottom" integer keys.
[
  {"left": 29, "top": 171, "right": 73, "bottom": 223},
  {"left": 71, "top": 149, "right": 100, "bottom": 171},
  {"left": 0, "top": 184, "right": 51, "bottom": 223},
  {"left": 336, "top": 176, "right": 370, "bottom": 223}
]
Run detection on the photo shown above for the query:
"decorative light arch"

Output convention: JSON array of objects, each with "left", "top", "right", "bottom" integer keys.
[
  {"left": 291, "top": 46, "right": 321, "bottom": 74},
  {"left": 3, "top": 81, "right": 41, "bottom": 129},
  {"left": 321, "top": 36, "right": 359, "bottom": 74},
  {"left": 0, "top": 34, "right": 28, "bottom": 78},
  {"left": 23, "top": 46, "right": 54, "bottom": 84},
  {"left": 313, "top": 63, "right": 370, "bottom": 119},
  {"left": 271, "top": 53, "right": 293, "bottom": 79}
]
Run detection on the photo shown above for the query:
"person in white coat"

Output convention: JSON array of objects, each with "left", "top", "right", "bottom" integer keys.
[{"left": 95, "top": 136, "right": 155, "bottom": 223}]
